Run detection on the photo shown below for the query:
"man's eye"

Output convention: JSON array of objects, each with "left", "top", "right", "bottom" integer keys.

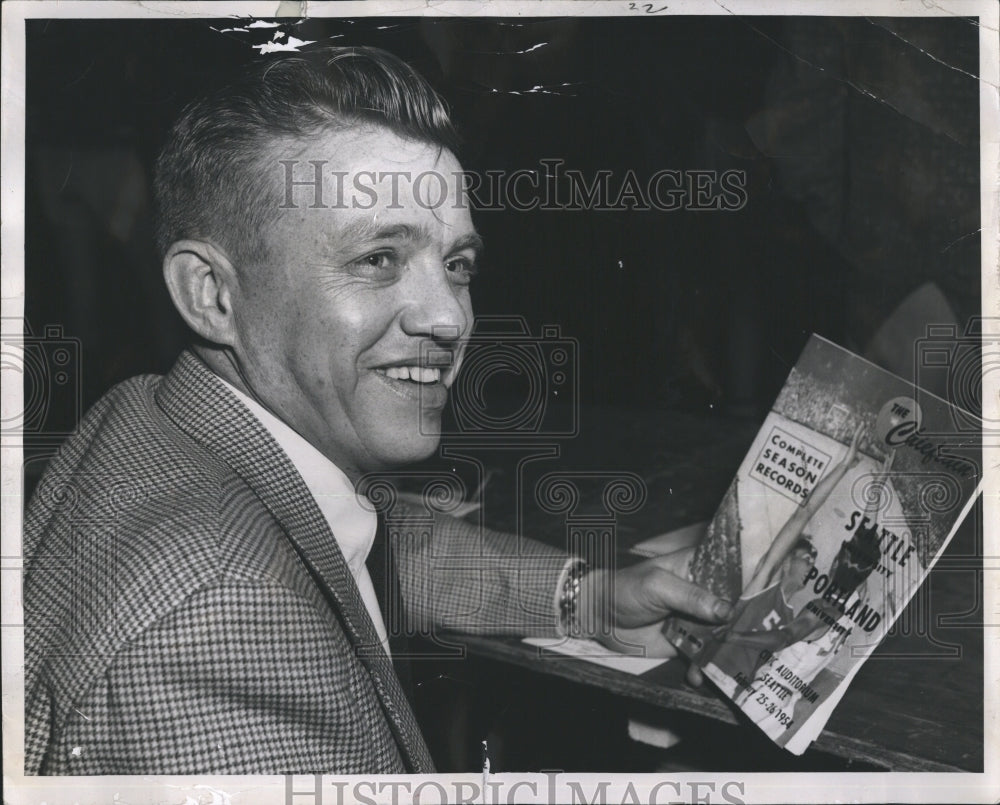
[
  {"left": 446, "top": 256, "right": 479, "bottom": 284},
  {"left": 351, "top": 251, "right": 398, "bottom": 275}
]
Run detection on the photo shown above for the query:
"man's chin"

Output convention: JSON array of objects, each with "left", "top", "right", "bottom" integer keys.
[{"left": 373, "top": 430, "right": 442, "bottom": 469}]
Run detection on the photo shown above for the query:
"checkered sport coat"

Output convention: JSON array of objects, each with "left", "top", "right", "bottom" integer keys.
[{"left": 24, "top": 351, "right": 570, "bottom": 775}]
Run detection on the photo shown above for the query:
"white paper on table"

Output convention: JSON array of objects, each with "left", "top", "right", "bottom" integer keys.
[{"left": 522, "top": 636, "right": 669, "bottom": 675}]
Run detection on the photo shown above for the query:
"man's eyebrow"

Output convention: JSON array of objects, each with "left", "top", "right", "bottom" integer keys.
[
  {"left": 334, "top": 220, "right": 484, "bottom": 255},
  {"left": 449, "top": 231, "right": 485, "bottom": 256},
  {"left": 336, "top": 220, "right": 430, "bottom": 246}
]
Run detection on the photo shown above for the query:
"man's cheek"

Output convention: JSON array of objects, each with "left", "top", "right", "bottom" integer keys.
[{"left": 446, "top": 340, "right": 470, "bottom": 389}]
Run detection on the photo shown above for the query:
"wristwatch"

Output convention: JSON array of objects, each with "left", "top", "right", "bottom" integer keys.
[{"left": 558, "top": 559, "right": 588, "bottom": 636}]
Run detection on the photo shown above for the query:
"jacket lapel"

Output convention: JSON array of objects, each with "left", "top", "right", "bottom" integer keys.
[{"left": 155, "top": 351, "right": 434, "bottom": 773}]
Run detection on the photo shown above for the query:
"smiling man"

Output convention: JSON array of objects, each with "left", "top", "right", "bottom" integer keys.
[
  {"left": 23, "top": 47, "right": 729, "bottom": 775},
  {"left": 177, "top": 126, "right": 480, "bottom": 476}
]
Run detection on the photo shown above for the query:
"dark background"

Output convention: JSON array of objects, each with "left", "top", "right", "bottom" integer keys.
[
  {"left": 24, "top": 16, "right": 981, "bottom": 423},
  {"left": 21, "top": 15, "right": 985, "bottom": 773}
]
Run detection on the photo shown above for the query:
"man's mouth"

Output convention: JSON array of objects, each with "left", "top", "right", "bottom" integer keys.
[
  {"left": 373, "top": 350, "right": 460, "bottom": 389},
  {"left": 377, "top": 366, "right": 442, "bottom": 384},
  {"left": 372, "top": 362, "right": 452, "bottom": 409}
]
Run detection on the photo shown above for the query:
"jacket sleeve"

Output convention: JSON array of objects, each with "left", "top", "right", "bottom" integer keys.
[
  {"left": 391, "top": 505, "right": 574, "bottom": 638},
  {"left": 35, "top": 581, "right": 404, "bottom": 775}
]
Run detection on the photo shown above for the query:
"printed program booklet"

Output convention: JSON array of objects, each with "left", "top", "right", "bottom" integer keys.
[{"left": 663, "top": 334, "right": 983, "bottom": 754}]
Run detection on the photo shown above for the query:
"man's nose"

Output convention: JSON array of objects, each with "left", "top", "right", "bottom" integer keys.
[{"left": 398, "top": 262, "right": 470, "bottom": 343}]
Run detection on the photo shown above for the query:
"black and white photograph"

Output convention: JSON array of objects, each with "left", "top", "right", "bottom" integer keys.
[{"left": 2, "top": 1, "right": 998, "bottom": 802}]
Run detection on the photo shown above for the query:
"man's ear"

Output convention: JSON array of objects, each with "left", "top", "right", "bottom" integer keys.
[{"left": 162, "top": 240, "right": 240, "bottom": 346}]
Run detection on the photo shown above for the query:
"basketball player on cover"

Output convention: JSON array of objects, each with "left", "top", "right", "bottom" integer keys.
[
  {"left": 728, "top": 446, "right": 895, "bottom": 730},
  {"left": 696, "top": 425, "right": 865, "bottom": 698}
]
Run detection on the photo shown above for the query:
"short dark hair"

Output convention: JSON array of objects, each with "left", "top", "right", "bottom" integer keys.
[
  {"left": 793, "top": 537, "right": 818, "bottom": 560},
  {"left": 153, "top": 46, "right": 459, "bottom": 266}
]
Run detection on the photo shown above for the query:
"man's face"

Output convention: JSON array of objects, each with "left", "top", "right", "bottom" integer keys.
[
  {"left": 229, "top": 126, "right": 478, "bottom": 479},
  {"left": 783, "top": 548, "right": 816, "bottom": 590}
]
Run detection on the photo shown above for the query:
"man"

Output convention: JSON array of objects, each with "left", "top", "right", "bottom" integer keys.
[
  {"left": 729, "top": 464, "right": 889, "bottom": 738},
  {"left": 722, "top": 447, "right": 892, "bottom": 679},
  {"left": 23, "top": 47, "right": 729, "bottom": 775},
  {"left": 694, "top": 425, "right": 863, "bottom": 696},
  {"left": 697, "top": 538, "right": 817, "bottom": 698}
]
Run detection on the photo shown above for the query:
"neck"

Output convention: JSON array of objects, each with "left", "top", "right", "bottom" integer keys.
[{"left": 192, "top": 343, "right": 253, "bottom": 397}]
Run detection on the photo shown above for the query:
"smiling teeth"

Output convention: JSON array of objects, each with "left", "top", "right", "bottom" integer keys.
[{"left": 384, "top": 366, "right": 441, "bottom": 383}]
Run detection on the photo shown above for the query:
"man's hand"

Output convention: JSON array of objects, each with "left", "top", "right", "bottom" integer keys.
[
  {"left": 575, "top": 546, "right": 731, "bottom": 658},
  {"left": 845, "top": 423, "right": 865, "bottom": 467}
]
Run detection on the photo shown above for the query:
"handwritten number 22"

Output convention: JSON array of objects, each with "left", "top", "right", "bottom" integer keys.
[{"left": 629, "top": 2, "right": 669, "bottom": 12}]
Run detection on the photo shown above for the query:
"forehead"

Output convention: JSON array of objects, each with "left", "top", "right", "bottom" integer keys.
[{"left": 269, "top": 125, "right": 474, "bottom": 248}]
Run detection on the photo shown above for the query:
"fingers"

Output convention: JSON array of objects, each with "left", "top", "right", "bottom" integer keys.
[
  {"left": 647, "top": 545, "right": 695, "bottom": 580},
  {"left": 686, "top": 662, "right": 704, "bottom": 687},
  {"left": 852, "top": 423, "right": 864, "bottom": 444},
  {"left": 612, "top": 560, "right": 732, "bottom": 630},
  {"left": 847, "top": 424, "right": 864, "bottom": 462},
  {"left": 597, "top": 622, "right": 680, "bottom": 658},
  {"left": 845, "top": 426, "right": 866, "bottom": 468},
  {"left": 645, "top": 572, "right": 732, "bottom": 623}
]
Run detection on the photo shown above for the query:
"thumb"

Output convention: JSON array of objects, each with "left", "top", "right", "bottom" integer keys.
[{"left": 642, "top": 571, "right": 733, "bottom": 623}]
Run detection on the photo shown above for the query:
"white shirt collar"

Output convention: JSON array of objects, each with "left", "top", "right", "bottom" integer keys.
[{"left": 217, "top": 378, "right": 378, "bottom": 577}]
